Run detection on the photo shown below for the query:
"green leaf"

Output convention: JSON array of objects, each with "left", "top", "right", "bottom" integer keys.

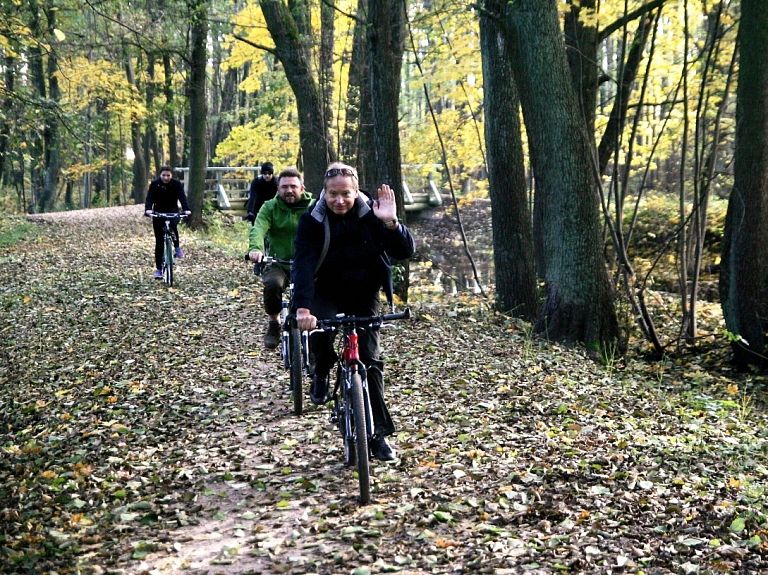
[{"left": 730, "top": 516, "right": 746, "bottom": 533}]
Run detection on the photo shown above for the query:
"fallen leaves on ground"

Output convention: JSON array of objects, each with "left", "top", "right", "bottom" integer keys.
[{"left": 1, "top": 204, "right": 767, "bottom": 574}]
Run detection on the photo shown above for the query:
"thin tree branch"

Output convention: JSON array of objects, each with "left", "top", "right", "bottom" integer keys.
[{"left": 598, "top": 0, "right": 667, "bottom": 42}]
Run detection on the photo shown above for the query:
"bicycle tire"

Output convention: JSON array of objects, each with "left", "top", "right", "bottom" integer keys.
[
  {"left": 163, "top": 235, "right": 174, "bottom": 287},
  {"left": 339, "top": 367, "right": 355, "bottom": 467},
  {"left": 350, "top": 371, "right": 371, "bottom": 504},
  {"left": 290, "top": 327, "right": 303, "bottom": 416}
]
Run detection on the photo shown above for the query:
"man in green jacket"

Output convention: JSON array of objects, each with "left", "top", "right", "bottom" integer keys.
[{"left": 248, "top": 167, "right": 315, "bottom": 349}]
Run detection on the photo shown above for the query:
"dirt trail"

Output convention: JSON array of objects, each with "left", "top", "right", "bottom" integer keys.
[{"left": 4, "top": 206, "right": 766, "bottom": 575}]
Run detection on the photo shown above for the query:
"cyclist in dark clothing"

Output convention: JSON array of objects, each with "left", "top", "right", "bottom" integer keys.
[
  {"left": 293, "top": 162, "right": 415, "bottom": 461},
  {"left": 144, "top": 166, "right": 191, "bottom": 279},
  {"left": 245, "top": 162, "right": 278, "bottom": 224}
]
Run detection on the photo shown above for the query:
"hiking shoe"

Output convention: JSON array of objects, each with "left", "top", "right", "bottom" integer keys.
[
  {"left": 369, "top": 435, "right": 396, "bottom": 461},
  {"left": 263, "top": 320, "right": 280, "bottom": 349},
  {"left": 174, "top": 247, "right": 184, "bottom": 258},
  {"left": 153, "top": 269, "right": 163, "bottom": 279},
  {"left": 310, "top": 373, "right": 329, "bottom": 405}
]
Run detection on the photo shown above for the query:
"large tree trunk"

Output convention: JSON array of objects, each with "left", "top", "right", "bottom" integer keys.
[
  {"left": 367, "top": 0, "right": 405, "bottom": 204},
  {"left": 505, "top": 0, "right": 618, "bottom": 353},
  {"left": 186, "top": 0, "right": 208, "bottom": 227},
  {"left": 367, "top": 0, "right": 408, "bottom": 302},
  {"left": 480, "top": 0, "right": 538, "bottom": 321},
  {"left": 719, "top": 0, "right": 768, "bottom": 369},
  {"left": 260, "top": 0, "right": 336, "bottom": 196},
  {"left": 28, "top": 0, "right": 61, "bottom": 213},
  {"left": 341, "top": 0, "right": 376, "bottom": 192}
]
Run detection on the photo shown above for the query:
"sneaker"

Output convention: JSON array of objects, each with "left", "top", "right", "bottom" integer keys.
[
  {"left": 369, "top": 435, "right": 396, "bottom": 461},
  {"left": 174, "top": 247, "right": 184, "bottom": 258},
  {"left": 310, "top": 373, "right": 329, "bottom": 405},
  {"left": 263, "top": 320, "right": 280, "bottom": 349},
  {"left": 153, "top": 269, "right": 163, "bottom": 279}
]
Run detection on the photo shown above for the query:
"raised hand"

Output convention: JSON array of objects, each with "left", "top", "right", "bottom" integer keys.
[{"left": 373, "top": 184, "right": 397, "bottom": 221}]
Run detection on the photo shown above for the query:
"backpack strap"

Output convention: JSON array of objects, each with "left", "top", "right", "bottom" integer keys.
[{"left": 315, "top": 216, "right": 330, "bottom": 274}]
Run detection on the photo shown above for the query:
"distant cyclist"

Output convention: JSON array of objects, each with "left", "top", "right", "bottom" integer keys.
[
  {"left": 248, "top": 167, "right": 315, "bottom": 349},
  {"left": 293, "top": 162, "right": 415, "bottom": 461},
  {"left": 245, "top": 161, "right": 278, "bottom": 225},
  {"left": 144, "top": 166, "right": 191, "bottom": 280}
]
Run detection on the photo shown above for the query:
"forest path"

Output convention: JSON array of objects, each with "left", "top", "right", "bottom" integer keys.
[{"left": 2, "top": 205, "right": 766, "bottom": 575}]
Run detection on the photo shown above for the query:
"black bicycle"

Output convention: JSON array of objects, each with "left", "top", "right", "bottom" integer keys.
[
  {"left": 251, "top": 255, "right": 308, "bottom": 415},
  {"left": 312, "top": 308, "right": 410, "bottom": 504},
  {"left": 151, "top": 212, "right": 187, "bottom": 287}
]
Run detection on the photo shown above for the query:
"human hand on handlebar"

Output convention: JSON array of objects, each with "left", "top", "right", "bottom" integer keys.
[
  {"left": 248, "top": 250, "right": 264, "bottom": 263},
  {"left": 296, "top": 308, "right": 317, "bottom": 331}
]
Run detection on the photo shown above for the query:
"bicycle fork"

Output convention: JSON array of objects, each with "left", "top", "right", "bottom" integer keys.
[{"left": 343, "top": 331, "right": 376, "bottom": 445}]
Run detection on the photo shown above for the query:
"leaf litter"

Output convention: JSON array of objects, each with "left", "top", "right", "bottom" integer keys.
[{"left": 1, "top": 204, "right": 767, "bottom": 574}]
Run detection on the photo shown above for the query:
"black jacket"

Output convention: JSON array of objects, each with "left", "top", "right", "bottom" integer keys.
[
  {"left": 144, "top": 177, "right": 190, "bottom": 213},
  {"left": 292, "top": 192, "right": 415, "bottom": 311},
  {"left": 246, "top": 176, "right": 278, "bottom": 217}
]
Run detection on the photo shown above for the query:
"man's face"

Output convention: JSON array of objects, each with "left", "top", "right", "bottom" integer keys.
[
  {"left": 160, "top": 170, "right": 173, "bottom": 183},
  {"left": 277, "top": 176, "right": 304, "bottom": 204},
  {"left": 324, "top": 176, "right": 358, "bottom": 216},
  {"left": 262, "top": 172, "right": 273, "bottom": 181}
]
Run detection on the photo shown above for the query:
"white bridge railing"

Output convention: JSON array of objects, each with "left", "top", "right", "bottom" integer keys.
[{"left": 176, "top": 165, "right": 444, "bottom": 214}]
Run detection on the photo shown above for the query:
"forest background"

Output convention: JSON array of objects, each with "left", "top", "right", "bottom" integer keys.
[{"left": 1, "top": 0, "right": 768, "bottom": 368}]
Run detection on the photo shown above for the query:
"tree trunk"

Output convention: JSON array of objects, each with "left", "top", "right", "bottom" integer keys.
[
  {"left": 124, "top": 44, "right": 147, "bottom": 204},
  {"left": 341, "top": 0, "right": 376, "bottom": 192},
  {"left": 28, "top": 0, "right": 61, "bottom": 213},
  {"left": 367, "top": 0, "right": 405, "bottom": 203},
  {"left": 367, "top": 0, "right": 408, "bottom": 301},
  {"left": 0, "top": 54, "right": 16, "bottom": 183},
  {"left": 186, "top": 0, "right": 208, "bottom": 227},
  {"left": 504, "top": 0, "right": 619, "bottom": 353},
  {"left": 480, "top": 1, "right": 538, "bottom": 321},
  {"left": 260, "top": 0, "right": 336, "bottom": 196},
  {"left": 719, "top": 0, "right": 768, "bottom": 369},
  {"left": 319, "top": 0, "right": 335, "bottom": 149},
  {"left": 564, "top": 0, "right": 599, "bottom": 137},
  {"left": 163, "top": 53, "right": 179, "bottom": 169}
]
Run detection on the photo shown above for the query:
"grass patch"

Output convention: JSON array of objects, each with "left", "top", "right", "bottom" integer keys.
[{"left": 0, "top": 217, "right": 36, "bottom": 249}]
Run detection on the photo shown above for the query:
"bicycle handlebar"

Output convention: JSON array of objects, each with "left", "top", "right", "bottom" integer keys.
[
  {"left": 244, "top": 254, "right": 292, "bottom": 265},
  {"left": 149, "top": 212, "right": 188, "bottom": 220},
  {"left": 315, "top": 308, "right": 411, "bottom": 332}
]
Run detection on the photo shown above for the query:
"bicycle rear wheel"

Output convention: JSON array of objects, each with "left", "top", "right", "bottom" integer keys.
[
  {"left": 350, "top": 372, "right": 371, "bottom": 504},
  {"left": 163, "top": 235, "right": 174, "bottom": 287},
  {"left": 290, "top": 327, "right": 303, "bottom": 416}
]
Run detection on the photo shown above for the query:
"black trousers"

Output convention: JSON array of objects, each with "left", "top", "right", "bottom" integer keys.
[
  {"left": 152, "top": 217, "right": 180, "bottom": 270},
  {"left": 310, "top": 292, "right": 395, "bottom": 437}
]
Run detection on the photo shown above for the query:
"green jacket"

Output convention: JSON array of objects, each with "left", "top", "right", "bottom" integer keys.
[{"left": 248, "top": 192, "right": 315, "bottom": 262}]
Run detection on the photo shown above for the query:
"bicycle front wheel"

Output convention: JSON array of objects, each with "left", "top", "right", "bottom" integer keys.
[
  {"left": 290, "top": 327, "right": 303, "bottom": 416},
  {"left": 163, "top": 235, "right": 174, "bottom": 287},
  {"left": 350, "top": 372, "right": 371, "bottom": 504}
]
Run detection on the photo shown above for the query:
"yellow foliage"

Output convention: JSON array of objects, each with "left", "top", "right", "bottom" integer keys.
[{"left": 214, "top": 113, "right": 300, "bottom": 169}]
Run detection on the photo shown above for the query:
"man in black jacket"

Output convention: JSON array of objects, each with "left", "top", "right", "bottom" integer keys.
[
  {"left": 293, "top": 162, "right": 415, "bottom": 461},
  {"left": 245, "top": 162, "right": 278, "bottom": 224},
  {"left": 144, "top": 166, "right": 191, "bottom": 279}
]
